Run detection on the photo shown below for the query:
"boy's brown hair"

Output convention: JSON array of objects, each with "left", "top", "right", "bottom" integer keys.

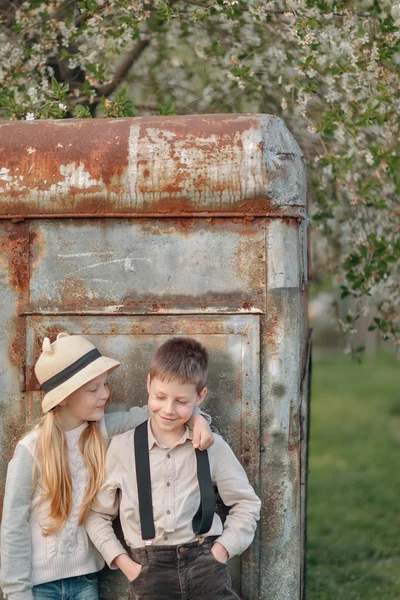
[{"left": 149, "top": 337, "right": 208, "bottom": 393}]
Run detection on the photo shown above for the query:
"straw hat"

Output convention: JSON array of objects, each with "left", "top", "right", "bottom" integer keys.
[{"left": 35, "top": 332, "right": 120, "bottom": 413}]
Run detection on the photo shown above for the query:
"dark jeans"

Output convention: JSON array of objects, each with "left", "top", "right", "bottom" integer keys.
[
  {"left": 129, "top": 537, "right": 240, "bottom": 600},
  {"left": 32, "top": 572, "right": 99, "bottom": 600}
]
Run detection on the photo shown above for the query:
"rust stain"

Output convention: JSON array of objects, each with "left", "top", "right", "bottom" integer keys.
[
  {"left": 0, "top": 115, "right": 305, "bottom": 220},
  {"left": 24, "top": 364, "right": 40, "bottom": 391},
  {"left": 0, "top": 119, "right": 129, "bottom": 195},
  {"left": 138, "top": 113, "right": 263, "bottom": 138},
  {"left": 0, "top": 222, "right": 30, "bottom": 468},
  {"left": 0, "top": 223, "right": 29, "bottom": 366},
  {"left": 119, "top": 292, "right": 260, "bottom": 311},
  {"left": 129, "top": 216, "right": 266, "bottom": 236},
  {"left": 137, "top": 196, "right": 279, "bottom": 217},
  {"left": 0, "top": 225, "right": 29, "bottom": 293},
  {"left": 0, "top": 205, "right": 303, "bottom": 219}
]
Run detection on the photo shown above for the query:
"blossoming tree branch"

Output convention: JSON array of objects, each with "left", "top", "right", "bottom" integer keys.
[{"left": 0, "top": 0, "right": 398, "bottom": 352}]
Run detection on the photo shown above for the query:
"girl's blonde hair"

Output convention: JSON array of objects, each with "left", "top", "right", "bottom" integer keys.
[{"left": 36, "top": 410, "right": 106, "bottom": 535}]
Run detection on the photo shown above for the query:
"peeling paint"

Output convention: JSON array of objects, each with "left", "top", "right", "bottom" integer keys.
[
  {"left": 0, "top": 168, "right": 11, "bottom": 182},
  {"left": 49, "top": 162, "right": 103, "bottom": 194},
  {"left": 0, "top": 115, "right": 305, "bottom": 218}
]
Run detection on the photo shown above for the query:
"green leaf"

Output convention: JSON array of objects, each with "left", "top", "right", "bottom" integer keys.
[
  {"left": 72, "top": 104, "right": 92, "bottom": 118},
  {"left": 158, "top": 99, "right": 176, "bottom": 116}
]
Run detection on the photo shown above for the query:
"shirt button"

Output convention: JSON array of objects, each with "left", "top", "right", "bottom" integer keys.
[
  {"left": 164, "top": 535, "right": 168, "bottom": 541},
  {"left": 166, "top": 510, "right": 171, "bottom": 515},
  {"left": 166, "top": 482, "right": 171, "bottom": 487},
  {"left": 167, "top": 453, "right": 171, "bottom": 459}
]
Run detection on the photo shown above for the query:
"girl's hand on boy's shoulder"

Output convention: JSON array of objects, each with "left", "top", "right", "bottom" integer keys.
[{"left": 191, "top": 414, "right": 214, "bottom": 450}]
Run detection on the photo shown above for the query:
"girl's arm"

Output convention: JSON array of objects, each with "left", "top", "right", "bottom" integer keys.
[
  {"left": 103, "top": 405, "right": 213, "bottom": 448},
  {"left": 0, "top": 444, "right": 34, "bottom": 600},
  {"left": 85, "top": 437, "right": 127, "bottom": 569}
]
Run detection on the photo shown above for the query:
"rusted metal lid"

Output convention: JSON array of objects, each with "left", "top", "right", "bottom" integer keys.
[{"left": 0, "top": 114, "right": 305, "bottom": 218}]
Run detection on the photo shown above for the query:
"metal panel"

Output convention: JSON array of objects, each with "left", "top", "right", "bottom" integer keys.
[
  {"left": 0, "top": 115, "right": 306, "bottom": 219},
  {"left": 25, "top": 314, "right": 260, "bottom": 600},
  {"left": 0, "top": 113, "right": 308, "bottom": 600},
  {"left": 261, "top": 219, "right": 302, "bottom": 600},
  {"left": 27, "top": 219, "right": 265, "bottom": 314}
]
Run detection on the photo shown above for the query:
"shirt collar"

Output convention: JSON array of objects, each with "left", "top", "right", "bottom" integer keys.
[{"left": 147, "top": 418, "right": 193, "bottom": 450}]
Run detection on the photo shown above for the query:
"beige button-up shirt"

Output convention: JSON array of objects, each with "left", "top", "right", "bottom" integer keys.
[{"left": 85, "top": 420, "right": 261, "bottom": 566}]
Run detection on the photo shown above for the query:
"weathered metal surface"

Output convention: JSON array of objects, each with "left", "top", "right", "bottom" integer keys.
[
  {"left": 261, "top": 218, "right": 304, "bottom": 599},
  {"left": 27, "top": 218, "right": 265, "bottom": 314},
  {"left": 0, "top": 115, "right": 305, "bottom": 219},
  {"left": 0, "top": 114, "right": 308, "bottom": 600},
  {"left": 25, "top": 314, "right": 261, "bottom": 599}
]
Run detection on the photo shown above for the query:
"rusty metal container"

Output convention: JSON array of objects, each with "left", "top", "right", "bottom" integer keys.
[{"left": 0, "top": 114, "right": 310, "bottom": 600}]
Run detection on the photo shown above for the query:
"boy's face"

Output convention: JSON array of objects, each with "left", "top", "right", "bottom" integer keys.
[{"left": 147, "top": 375, "right": 207, "bottom": 435}]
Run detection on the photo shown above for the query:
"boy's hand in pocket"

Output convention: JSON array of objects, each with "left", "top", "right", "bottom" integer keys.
[
  {"left": 113, "top": 553, "right": 142, "bottom": 582},
  {"left": 211, "top": 542, "right": 229, "bottom": 564}
]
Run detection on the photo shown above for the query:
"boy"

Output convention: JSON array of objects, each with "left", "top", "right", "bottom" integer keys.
[{"left": 85, "top": 337, "right": 261, "bottom": 600}]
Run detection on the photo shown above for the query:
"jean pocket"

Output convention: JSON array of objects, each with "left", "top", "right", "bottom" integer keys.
[
  {"left": 129, "top": 562, "right": 147, "bottom": 584},
  {"left": 206, "top": 549, "right": 228, "bottom": 567}
]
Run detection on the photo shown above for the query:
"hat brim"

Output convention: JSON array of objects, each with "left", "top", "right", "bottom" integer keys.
[{"left": 41, "top": 356, "right": 121, "bottom": 413}]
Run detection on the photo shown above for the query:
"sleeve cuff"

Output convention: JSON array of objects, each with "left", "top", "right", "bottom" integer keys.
[
  {"left": 101, "top": 541, "right": 129, "bottom": 569},
  {"left": 215, "top": 530, "right": 241, "bottom": 559}
]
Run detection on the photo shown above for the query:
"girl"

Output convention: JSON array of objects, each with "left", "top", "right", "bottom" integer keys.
[{"left": 0, "top": 332, "right": 213, "bottom": 600}]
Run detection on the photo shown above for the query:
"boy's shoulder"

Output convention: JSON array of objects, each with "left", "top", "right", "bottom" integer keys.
[
  {"left": 207, "top": 432, "right": 234, "bottom": 456},
  {"left": 210, "top": 432, "right": 225, "bottom": 446},
  {"left": 106, "top": 429, "right": 135, "bottom": 468}
]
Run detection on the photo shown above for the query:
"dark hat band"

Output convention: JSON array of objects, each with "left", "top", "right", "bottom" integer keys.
[{"left": 41, "top": 349, "right": 102, "bottom": 393}]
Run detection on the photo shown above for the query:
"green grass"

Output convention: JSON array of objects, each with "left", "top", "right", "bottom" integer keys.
[{"left": 307, "top": 351, "right": 400, "bottom": 600}]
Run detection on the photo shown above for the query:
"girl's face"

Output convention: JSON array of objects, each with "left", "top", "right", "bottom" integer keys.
[{"left": 57, "top": 372, "right": 110, "bottom": 430}]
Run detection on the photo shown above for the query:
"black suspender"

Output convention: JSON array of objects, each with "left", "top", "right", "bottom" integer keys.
[
  {"left": 192, "top": 447, "right": 215, "bottom": 535},
  {"left": 134, "top": 420, "right": 156, "bottom": 541},
  {"left": 134, "top": 420, "right": 215, "bottom": 542}
]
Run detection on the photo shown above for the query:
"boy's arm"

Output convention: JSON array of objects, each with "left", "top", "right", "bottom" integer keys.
[
  {"left": 85, "top": 438, "right": 128, "bottom": 569},
  {"left": 0, "top": 444, "right": 34, "bottom": 600},
  {"left": 212, "top": 437, "right": 261, "bottom": 560},
  {"left": 104, "top": 406, "right": 213, "bottom": 449}
]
